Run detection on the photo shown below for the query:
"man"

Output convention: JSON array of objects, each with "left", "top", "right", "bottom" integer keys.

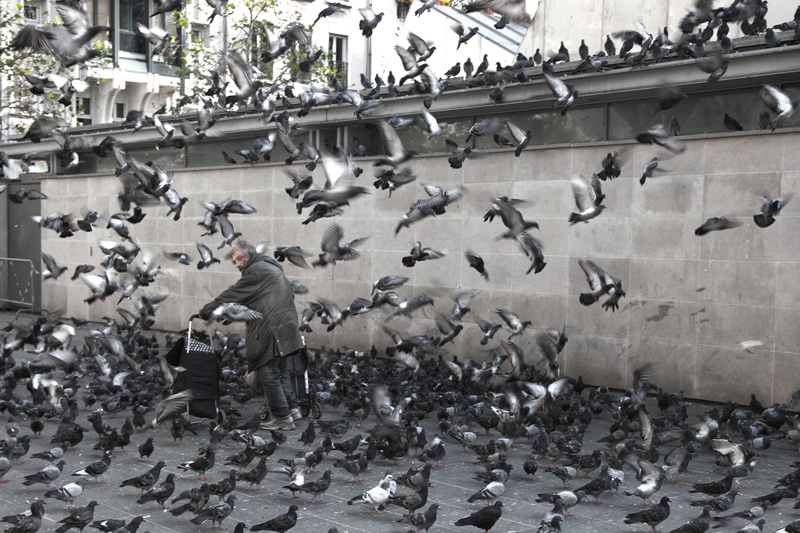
[{"left": 199, "top": 239, "right": 304, "bottom": 431}]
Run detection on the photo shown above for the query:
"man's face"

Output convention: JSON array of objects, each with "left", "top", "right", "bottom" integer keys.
[{"left": 232, "top": 250, "right": 247, "bottom": 272}]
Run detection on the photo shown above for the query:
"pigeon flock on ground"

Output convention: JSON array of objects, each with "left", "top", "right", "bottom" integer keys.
[
  {"left": 1, "top": 305, "right": 800, "bottom": 533},
  {"left": 0, "top": 0, "right": 799, "bottom": 532}
]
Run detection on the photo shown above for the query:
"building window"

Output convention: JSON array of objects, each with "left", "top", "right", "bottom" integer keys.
[
  {"left": 329, "top": 35, "right": 347, "bottom": 83},
  {"left": 118, "top": 0, "right": 147, "bottom": 55},
  {"left": 116, "top": 102, "right": 125, "bottom": 119},
  {"left": 77, "top": 98, "right": 92, "bottom": 126},
  {"left": 397, "top": 1, "right": 410, "bottom": 22},
  {"left": 23, "top": 0, "right": 39, "bottom": 21},
  {"left": 82, "top": 0, "right": 96, "bottom": 24}
]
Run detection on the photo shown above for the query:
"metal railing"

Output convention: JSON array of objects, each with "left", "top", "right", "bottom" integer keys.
[{"left": 0, "top": 258, "right": 36, "bottom": 309}]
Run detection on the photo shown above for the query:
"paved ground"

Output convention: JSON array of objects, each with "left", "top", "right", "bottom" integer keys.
[{"left": 0, "top": 309, "right": 799, "bottom": 533}]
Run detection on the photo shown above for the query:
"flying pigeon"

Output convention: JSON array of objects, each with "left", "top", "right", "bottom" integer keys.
[
  {"left": 694, "top": 217, "right": 742, "bottom": 236},
  {"left": 754, "top": 196, "right": 790, "bottom": 228}
]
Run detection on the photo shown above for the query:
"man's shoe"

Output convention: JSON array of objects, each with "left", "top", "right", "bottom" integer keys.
[
  {"left": 290, "top": 408, "right": 303, "bottom": 422},
  {"left": 260, "top": 416, "right": 295, "bottom": 431}
]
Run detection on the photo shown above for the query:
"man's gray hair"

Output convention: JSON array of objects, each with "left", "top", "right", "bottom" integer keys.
[{"left": 224, "top": 238, "right": 257, "bottom": 261}]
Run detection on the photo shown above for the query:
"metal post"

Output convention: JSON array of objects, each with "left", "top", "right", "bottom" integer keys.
[
  {"left": 222, "top": 14, "right": 227, "bottom": 57},
  {"left": 366, "top": 3, "right": 372, "bottom": 82},
  {"left": 179, "top": 22, "right": 186, "bottom": 95},
  {"left": 111, "top": 0, "right": 119, "bottom": 66},
  {"left": 0, "top": 1, "right": 5, "bottom": 144}
]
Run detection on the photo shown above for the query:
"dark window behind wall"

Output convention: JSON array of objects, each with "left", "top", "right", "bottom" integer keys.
[
  {"left": 329, "top": 35, "right": 347, "bottom": 83},
  {"left": 78, "top": 97, "right": 92, "bottom": 126},
  {"left": 119, "top": 0, "right": 147, "bottom": 55}
]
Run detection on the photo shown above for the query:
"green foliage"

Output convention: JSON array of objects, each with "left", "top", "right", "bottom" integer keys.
[
  {"left": 0, "top": 3, "right": 110, "bottom": 135},
  {"left": 176, "top": 0, "right": 338, "bottom": 109}
]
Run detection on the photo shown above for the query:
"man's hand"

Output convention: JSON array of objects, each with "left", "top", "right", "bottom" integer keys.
[{"left": 199, "top": 302, "right": 217, "bottom": 320}]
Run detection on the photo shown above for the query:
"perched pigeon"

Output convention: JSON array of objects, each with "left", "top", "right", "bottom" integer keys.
[
  {"left": 178, "top": 450, "right": 215, "bottom": 480},
  {"left": 250, "top": 505, "right": 299, "bottom": 533},
  {"left": 347, "top": 474, "right": 394, "bottom": 513},
  {"left": 468, "top": 480, "right": 505, "bottom": 504},
  {"left": 5, "top": 501, "right": 44, "bottom": 533},
  {"left": 72, "top": 451, "right": 112, "bottom": 483},
  {"left": 398, "top": 503, "right": 439, "bottom": 533},
  {"left": 136, "top": 473, "right": 176, "bottom": 509},
  {"left": 190, "top": 494, "right": 237, "bottom": 528},
  {"left": 120, "top": 460, "right": 165, "bottom": 492},
  {"left": 669, "top": 505, "right": 713, "bottom": 533},
  {"left": 624, "top": 496, "right": 671, "bottom": 531},
  {"left": 54, "top": 500, "right": 98, "bottom": 533},
  {"left": 45, "top": 478, "right": 86, "bottom": 507},
  {"left": 23, "top": 459, "right": 66, "bottom": 489},
  {"left": 454, "top": 501, "right": 503, "bottom": 532}
]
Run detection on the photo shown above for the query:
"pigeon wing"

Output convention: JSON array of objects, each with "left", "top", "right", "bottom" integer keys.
[
  {"left": 320, "top": 223, "right": 344, "bottom": 253},
  {"left": 407, "top": 32, "right": 429, "bottom": 55},
  {"left": 578, "top": 259, "right": 604, "bottom": 292},
  {"left": 394, "top": 45, "right": 420, "bottom": 72},
  {"left": 196, "top": 242, "right": 214, "bottom": 262},
  {"left": 760, "top": 85, "right": 791, "bottom": 115},
  {"left": 224, "top": 50, "right": 253, "bottom": 91},
  {"left": 543, "top": 73, "right": 568, "bottom": 98},
  {"left": 377, "top": 120, "right": 405, "bottom": 159},
  {"left": 31, "top": 349, "right": 78, "bottom": 371},
  {"left": 223, "top": 200, "right": 257, "bottom": 214},
  {"left": 570, "top": 175, "right": 595, "bottom": 211},
  {"left": 505, "top": 119, "right": 527, "bottom": 144}
]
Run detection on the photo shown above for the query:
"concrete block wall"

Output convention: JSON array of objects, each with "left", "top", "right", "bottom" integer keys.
[{"left": 37, "top": 130, "right": 800, "bottom": 405}]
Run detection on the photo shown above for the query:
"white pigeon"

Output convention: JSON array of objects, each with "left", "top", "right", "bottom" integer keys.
[
  {"left": 44, "top": 477, "right": 85, "bottom": 507},
  {"left": 347, "top": 474, "right": 394, "bottom": 513},
  {"left": 468, "top": 480, "right": 505, "bottom": 504}
]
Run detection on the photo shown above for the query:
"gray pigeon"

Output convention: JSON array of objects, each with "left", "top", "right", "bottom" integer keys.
[
  {"left": 569, "top": 174, "right": 605, "bottom": 224},
  {"left": 23, "top": 459, "right": 66, "bottom": 489},
  {"left": 736, "top": 519, "right": 766, "bottom": 533},
  {"left": 71, "top": 451, "right": 112, "bottom": 483},
  {"left": 694, "top": 217, "right": 742, "bottom": 236},
  {"left": 536, "top": 491, "right": 585, "bottom": 516},
  {"left": 467, "top": 480, "right": 504, "bottom": 504},
  {"left": 372, "top": 275, "right": 409, "bottom": 294},
  {"left": 45, "top": 478, "right": 86, "bottom": 507},
  {"left": 669, "top": 505, "right": 713, "bottom": 533},
  {"left": 640, "top": 157, "right": 670, "bottom": 186},
  {"left": 690, "top": 490, "right": 738, "bottom": 514},
  {"left": 754, "top": 196, "right": 791, "bottom": 228},
  {"left": 207, "top": 303, "right": 263, "bottom": 324}
]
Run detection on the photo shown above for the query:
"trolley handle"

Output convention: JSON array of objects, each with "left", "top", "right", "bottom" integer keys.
[{"left": 186, "top": 314, "right": 218, "bottom": 353}]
